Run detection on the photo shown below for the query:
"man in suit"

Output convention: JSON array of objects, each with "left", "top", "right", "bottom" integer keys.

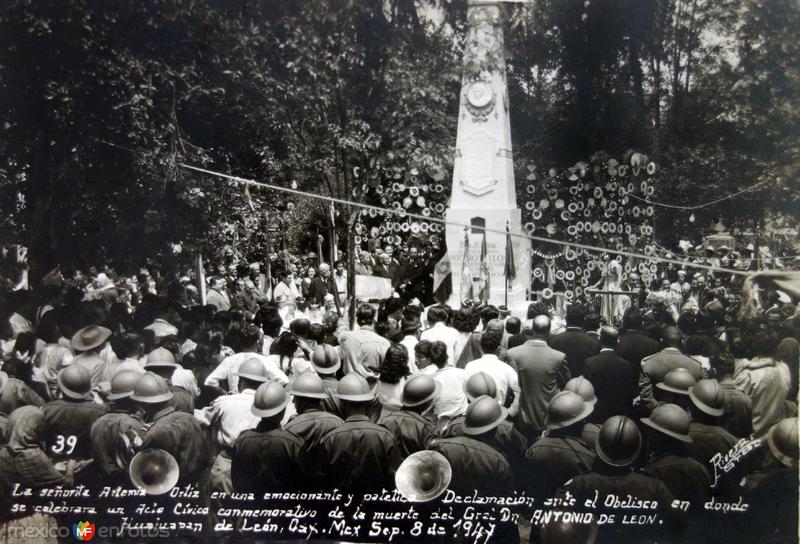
[
  {"left": 583, "top": 326, "right": 636, "bottom": 421},
  {"left": 639, "top": 326, "right": 705, "bottom": 414},
  {"left": 507, "top": 315, "right": 570, "bottom": 441},
  {"left": 548, "top": 303, "right": 600, "bottom": 378},
  {"left": 308, "top": 263, "right": 340, "bottom": 313},
  {"left": 616, "top": 309, "right": 660, "bottom": 391}
]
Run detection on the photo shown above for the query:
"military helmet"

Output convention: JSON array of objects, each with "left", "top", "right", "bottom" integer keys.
[
  {"left": 688, "top": 379, "right": 724, "bottom": 417},
  {"left": 336, "top": 373, "right": 375, "bottom": 402},
  {"left": 767, "top": 417, "right": 798, "bottom": 467},
  {"left": 402, "top": 375, "right": 440, "bottom": 407},
  {"left": 252, "top": 381, "right": 290, "bottom": 417},
  {"left": 130, "top": 372, "right": 174, "bottom": 404},
  {"left": 656, "top": 368, "right": 696, "bottom": 395},
  {"left": 311, "top": 344, "right": 341, "bottom": 375},
  {"left": 236, "top": 358, "right": 269, "bottom": 383},
  {"left": 596, "top": 415, "right": 641, "bottom": 467},
  {"left": 57, "top": 364, "right": 92, "bottom": 400},
  {"left": 641, "top": 403, "right": 692, "bottom": 443},
  {"left": 464, "top": 372, "right": 497, "bottom": 401},
  {"left": 564, "top": 376, "right": 597, "bottom": 405},
  {"left": 289, "top": 372, "right": 328, "bottom": 399},
  {"left": 546, "top": 391, "right": 593, "bottom": 429},
  {"left": 107, "top": 369, "right": 143, "bottom": 401},
  {"left": 463, "top": 395, "right": 507, "bottom": 436}
]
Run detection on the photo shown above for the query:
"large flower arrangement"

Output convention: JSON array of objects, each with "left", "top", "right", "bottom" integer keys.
[
  {"left": 354, "top": 153, "right": 450, "bottom": 268},
  {"left": 519, "top": 151, "right": 660, "bottom": 301}
]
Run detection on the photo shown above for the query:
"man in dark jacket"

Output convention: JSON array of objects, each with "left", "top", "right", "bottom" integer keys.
[
  {"left": 639, "top": 326, "right": 705, "bottom": 414},
  {"left": 232, "top": 381, "right": 314, "bottom": 493},
  {"left": 380, "top": 375, "right": 439, "bottom": 458},
  {"left": 319, "top": 373, "right": 401, "bottom": 492},
  {"left": 548, "top": 303, "right": 600, "bottom": 378},
  {"left": 616, "top": 309, "right": 660, "bottom": 390},
  {"left": 584, "top": 326, "right": 636, "bottom": 420}
]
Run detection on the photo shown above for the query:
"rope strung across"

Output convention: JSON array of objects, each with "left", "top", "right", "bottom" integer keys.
[{"left": 177, "top": 162, "right": 752, "bottom": 277}]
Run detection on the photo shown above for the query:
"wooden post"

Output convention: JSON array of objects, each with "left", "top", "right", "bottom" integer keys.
[{"left": 196, "top": 254, "right": 207, "bottom": 305}]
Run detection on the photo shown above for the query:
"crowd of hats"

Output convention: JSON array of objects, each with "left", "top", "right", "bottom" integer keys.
[{"left": 521, "top": 152, "right": 659, "bottom": 299}]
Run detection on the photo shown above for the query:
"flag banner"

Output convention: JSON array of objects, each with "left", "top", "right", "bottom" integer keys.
[
  {"left": 433, "top": 252, "right": 452, "bottom": 304},
  {"left": 460, "top": 230, "right": 473, "bottom": 303},
  {"left": 505, "top": 223, "right": 516, "bottom": 283},
  {"left": 479, "top": 229, "right": 490, "bottom": 304}
]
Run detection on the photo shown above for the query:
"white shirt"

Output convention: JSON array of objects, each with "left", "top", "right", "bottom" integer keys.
[
  {"left": 433, "top": 366, "right": 468, "bottom": 419},
  {"left": 199, "top": 389, "right": 260, "bottom": 449},
  {"left": 399, "top": 335, "right": 420, "bottom": 374},
  {"left": 420, "top": 322, "right": 461, "bottom": 366},
  {"left": 465, "top": 354, "right": 521, "bottom": 417},
  {"left": 204, "top": 352, "right": 289, "bottom": 392}
]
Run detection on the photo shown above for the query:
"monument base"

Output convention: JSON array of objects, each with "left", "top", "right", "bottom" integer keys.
[{"left": 445, "top": 206, "right": 531, "bottom": 311}]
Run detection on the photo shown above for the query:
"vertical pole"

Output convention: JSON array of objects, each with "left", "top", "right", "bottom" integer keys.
[{"left": 196, "top": 254, "right": 207, "bottom": 306}]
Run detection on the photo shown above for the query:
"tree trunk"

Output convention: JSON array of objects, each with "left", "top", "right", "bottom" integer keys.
[{"left": 26, "top": 141, "right": 57, "bottom": 285}]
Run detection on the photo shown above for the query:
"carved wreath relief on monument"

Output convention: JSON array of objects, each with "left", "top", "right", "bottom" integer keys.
[{"left": 464, "top": 80, "right": 496, "bottom": 123}]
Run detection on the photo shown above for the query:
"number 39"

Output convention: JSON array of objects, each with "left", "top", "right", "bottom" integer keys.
[{"left": 51, "top": 435, "right": 77, "bottom": 455}]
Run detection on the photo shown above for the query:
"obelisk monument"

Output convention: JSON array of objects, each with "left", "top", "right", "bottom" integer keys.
[{"left": 445, "top": 0, "right": 530, "bottom": 310}]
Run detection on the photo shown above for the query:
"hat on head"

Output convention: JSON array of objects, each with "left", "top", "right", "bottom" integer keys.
[
  {"left": 144, "top": 347, "right": 177, "bottom": 369},
  {"left": 107, "top": 369, "right": 144, "bottom": 401},
  {"left": 641, "top": 403, "right": 692, "bottom": 443},
  {"left": 336, "top": 373, "right": 376, "bottom": 402},
  {"left": 236, "top": 358, "right": 270, "bottom": 383},
  {"left": 130, "top": 372, "right": 174, "bottom": 404},
  {"left": 546, "top": 391, "right": 594, "bottom": 429},
  {"left": 688, "top": 379, "right": 725, "bottom": 417},
  {"left": 596, "top": 415, "right": 642, "bottom": 467},
  {"left": 252, "top": 381, "right": 290, "bottom": 417},
  {"left": 464, "top": 372, "right": 497, "bottom": 401},
  {"left": 656, "top": 368, "right": 696, "bottom": 395},
  {"left": 463, "top": 396, "right": 508, "bottom": 435},
  {"left": 311, "top": 344, "right": 341, "bottom": 375},
  {"left": 57, "top": 364, "right": 92, "bottom": 400},
  {"left": 71, "top": 325, "right": 112, "bottom": 352},
  {"left": 289, "top": 372, "right": 328, "bottom": 399},
  {"left": 402, "top": 375, "right": 440, "bottom": 407}
]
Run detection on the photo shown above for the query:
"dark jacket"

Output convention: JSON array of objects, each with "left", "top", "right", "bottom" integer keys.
[
  {"left": 319, "top": 414, "right": 401, "bottom": 492},
  {"left": 284, "top": 409, "right": 343, "bottom": 461},
  {"left": 584, "top": 349, "right": 637, "bottom": 420},
  {"left": 645, "top": 453, "right": 711, "bottom": 506},
  {"left": 42, "top": 399, "right": 107, "bottom": 461},
  {"left": 232, "top": 421, "right": 313, "bottom": 493},
  {"left": 141, "top": 406, "right": 209, "bottom": 483},
  {"left": 428, "top": 435, "right": 513, "bottom": 496},
  {"left": 616, "top": 330, "right": 660, "bottom": 388},
  {"left": 379, "top": 409, "right": 438, "bottom": 458},
  {"left": 718, "top": 381, "right": 753, "bottom": 438},
  {"left": 524, "top": 434, "right": 595, "bottom": 499},
  {"left": 90, "top": 410, "right": 145, "bottom": 479},
  {"left": 548, "top": 328, "right": 600, "bottom": 377}
]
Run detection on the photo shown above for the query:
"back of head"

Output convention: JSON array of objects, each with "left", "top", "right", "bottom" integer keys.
[
  {"left": 527, "top": 301, "right": 547, "bottom": 320},
  {"left": 429, "top": 341, "right": 449, "bottom": 368},
  {"left": 480, "top": 324, "right": 504, "bottom": 355},
  {"left": 506, "top": 316, "right": 521, "bottom": 335},
  {"left": 531, "top": 315, "right": 551, "bottom": 338},
  {"left": 289, "top": 318, "right": 311, "bottom": 339},
  {"left": 357, "top": 303, "right": 376, "bottom": 326},
  {"left": 240, "top": 323, "right": 262, "bottom": 349},
  {"left": 378, "top": 344, "right": 410, "bottom": 385},
  {"left": 599, "top": 326, "right": 619, "bottom": 348},
  {"left": 565, "top": 303, "right": 585, "bottom": 328},
  {"left": 660, "top": 326, "right": 682, "bottom": 348},
  {"left": 622, "top": 308, "right": 643, "bottom": 331},
  {"left": 479, "top": 305, "right": 500, "bottom": 327},
  {"left": 426, "top": 305, "right": 449, "bottom": 325},
  {"left": 583, "top": 312, "right": 601, "bottom": 332}
]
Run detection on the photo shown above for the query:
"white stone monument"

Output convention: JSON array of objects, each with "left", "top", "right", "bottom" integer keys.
[{"left": 445, "top": 0, "right": 531, "bottom": 311}]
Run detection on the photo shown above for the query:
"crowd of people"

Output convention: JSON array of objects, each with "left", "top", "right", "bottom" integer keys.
[{"left": 0, "top": 248, "right": 797, "bottom": 543}]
